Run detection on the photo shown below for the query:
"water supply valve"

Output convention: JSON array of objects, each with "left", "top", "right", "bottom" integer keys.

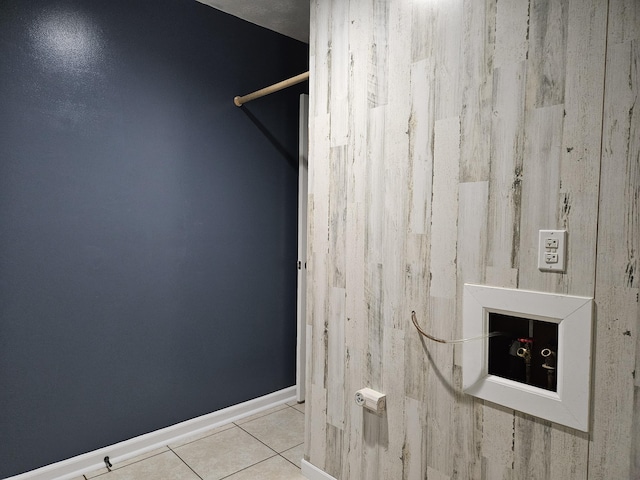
[{"left": 515, "top": 337, "right": 534, "bottom": 384}]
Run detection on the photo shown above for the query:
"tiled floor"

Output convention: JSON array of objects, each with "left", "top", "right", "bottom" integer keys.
[{"left": 77, "top": 402, "right": 305, "bottom": 480}]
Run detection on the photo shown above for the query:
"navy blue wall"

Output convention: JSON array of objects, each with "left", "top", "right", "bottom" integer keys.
[{"left": 0, "top": 0, "right": 307, "bottom": 476}]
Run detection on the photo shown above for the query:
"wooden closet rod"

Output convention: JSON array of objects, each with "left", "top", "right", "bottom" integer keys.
[{"left": 234, "top": 71, "right": 309, "bottom": 107}]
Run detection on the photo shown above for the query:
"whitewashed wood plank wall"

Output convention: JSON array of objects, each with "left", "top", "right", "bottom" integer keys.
[{"left": 306, "top": 0, "right": 639, "bottom": 479}]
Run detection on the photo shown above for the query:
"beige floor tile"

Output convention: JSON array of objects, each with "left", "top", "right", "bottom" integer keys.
[
  {"left": 168, "top": 422, "right": 235, "bottom": 449},
  {"left": 239, "top": 407, "right": 304, "bottom": 453},
  {"left": 280, "top": 443, "right": 305, "bottom": 468},
  {"left": 233, "top": 404, "right": 288, "bottom": 425},
  {"left": 116, "top": 447, "right": 169, "bottom": 469},
  {"left": 89, "top": 451, "right": 200, "bottom": 480},
  {"left": 289, "top": 402, "right": 305, "bottom": 414},
  {"left": 223, "top": 455, "right": 307, "bottom": 480},
  {"left": 173, "top": 426, "right": 275, "bottom": 480}
]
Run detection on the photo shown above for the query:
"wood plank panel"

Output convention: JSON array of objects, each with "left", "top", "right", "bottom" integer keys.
[
  {"left": 526, "top": 0, "right": 568, "bottom": 109},
  {"left": 486, "top": 61, "right": 526, "bottom": 274},
  {"left": 329, "top": 146, "right": 347, "bottom": 289},
  {"left": 634, "top": 387, "right": 640, "bottom": 475},
  {"left": 361, "top": 410, "right": 385, "bottom": 480},
  {"left": 433, "top": 0, "right": 463, "bottom": 121},
  {"left": 347, "top": 0, "right": 371, "bottom": 208},
  {"left": 403, "top": 244, "right": 430, "bottom": 402},
  {"left": 326, "top": 287, "right": 346, "bottom": 429},
  {"left": 452, "top": 365, "right": 482, "bottom": 479},
  {"left": 382, "top": 0, "right": 411, "bottom": 332},
  {"left": 429, "top": 117, "right": 460, "bottom": 300},
  {"left": 306, "top": 1, "right": 637, "bottom": 478},
  {"left": 380, "top": 327, "right": 405, "bottom": 480},
  {"left": 460, "top": 0, "right": 495, "bottom": 183},
  {"left": 405, "top": 54, "right": 433, "bottom": 398},
  {"left": 309, "top": 114, "right": 330, "bottom": 390},
  {"left": 365, "top": 105, "right": 387, "bottom": 392},
  {"left": 368, "top": 0, "right": 389, "bottom": 108},
  {"left": 312, "top": 0, "right": 331, "bottom": 118},
  {"left": 410, "top": 0, "right": 436, "bottom": 63},
  {"left": 549, "top": 425, "right": 589, "bottom": 480},
  {"left": 454, "top": 180, "right": 489, "bottom": 480},
  {"left": 308, "top": 385, "right": 328, "bottom": 468},
  {"left": 343, "top": 202, "right": 365, "bottom": 480},
  {"left": 481, "top": 403, "right": 515, "bottom": 480},
  {"left": 402, "top": 396, "right": 427, "bottom": 480},
  {"left": 513, "top": 1, "right": 601, "bottom": 476},
  {"left": 408, "top": 59, "right": 435, "bottom": 236},
  {"left": 558, "top": 0, "right": 607, "bottom": 297},
  {"left": 456, "top": 181, "right": 489, "bottom": 367},
  {"left": 340, "top": 2, "right": 371, "bottom": 475},
  {"left": 324, "top": 423, "right": 344, "bottom": 479},
  {"left": 513, "top": 413, "right": 551, "bottom": 479},
  {"left": 494, "top": 0, "right": 529, "bottom": 68},
  {"left": 518, "top": 103, "right": 564, "bottom": 294},
  {"left": 424, "top": 297, "right": 456, "bottom": 478},
  {"left": 329, "top": 0, "right": 349, "bottom": 148},
  {"left": 588, "top": 3, "right": 640, "bottom": 474}
]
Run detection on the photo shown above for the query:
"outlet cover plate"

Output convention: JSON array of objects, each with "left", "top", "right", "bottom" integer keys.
[{"left": 538, "top": 230, "right": 567, "bottom": 272}]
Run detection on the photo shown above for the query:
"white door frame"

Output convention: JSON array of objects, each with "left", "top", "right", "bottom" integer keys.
[{"left": 296, "top": 94, "right": 309, "bottom": 403}]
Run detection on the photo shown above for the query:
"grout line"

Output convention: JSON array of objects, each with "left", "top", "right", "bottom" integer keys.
[
  {"left": 87, "top": 406, "right": 305, "bottom": 480},
  {"left": 170, "top": 423, "right": 285, "bottom": 478},
  {"left": 169, "top": 423, "right": 235, "bottom": 449},
  {"left": 234, "top": 424, "right": 305, "bottom": 470},
  {"left": 279, "top": 442, "right": 305, "bottom": 469},
  {"left": 234, "top": 423, "right": 280, "bottom": 454},
  {"left": 216, "top": 454, "right": 280, "bottom": 480},
  {"left": 234, "top": 405, "right": 305, "bottom": 456},
  {"left": 279, "top": 453, "right": 301, "bottom": 470},
  {"left": 233, "top": 404, "right": 289, "bottom": 426},
  {"left": 286, "top": 402, "right": 306, "bottom": 412},
  {"left": 168, "top": 446, "right": 204, "bottom": 480}
]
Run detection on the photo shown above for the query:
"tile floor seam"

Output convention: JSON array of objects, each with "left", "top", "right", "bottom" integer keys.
[
  {"left": 238, "top": 409, "right": 304, "bottom": 455},
  {"left": 234, "top": 423, "right": 281, "bottom": 454},
  {"left": 216, "top": 453, "right": 280, "bottom": 480},
  {"left": 280, "top": 442, "right": 305, "bottom": 470},
  {"left": 80, "top": 404, "right": 304, "bottom": 479},
  {"left": 168, "top": 446, "right": 205, "bottom": 480},
  {"left": 170, "top": 424, "right": 234, "bottom": 449},
  {"left": 233, "top": 404, "right": 289, "bottom": 426},
  {"left": 286, "top": 405, "right": 305, "bottom": 415},
  {"left": 279, "top": 451, "right": 302, "bottom": 469}
]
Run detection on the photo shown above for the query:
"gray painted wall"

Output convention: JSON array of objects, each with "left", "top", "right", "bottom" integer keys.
[{"left": 0, "top": 1, "right": 308, "bottom": 477}]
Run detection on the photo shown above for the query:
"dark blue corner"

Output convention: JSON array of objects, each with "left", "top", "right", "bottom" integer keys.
[{"left": 0, "top": 0, "right": 308, "bottom": 476}]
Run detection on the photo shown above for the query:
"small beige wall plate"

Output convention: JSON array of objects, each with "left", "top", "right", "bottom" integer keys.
[{"left": 463, "top": 284, "right": 593, "bottom": 432}]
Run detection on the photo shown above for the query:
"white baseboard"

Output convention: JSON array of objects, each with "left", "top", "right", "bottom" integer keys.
[
  {"left": 7, "top": 386, "right": 296, "bottom": 480},
  {"left": 301, "top": 459, "right": 338, "bottom": 480}
]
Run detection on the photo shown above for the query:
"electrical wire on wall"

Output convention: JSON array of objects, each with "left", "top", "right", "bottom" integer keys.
[{"left": 411, "top": 311, "right": 506, "bottom": 344}]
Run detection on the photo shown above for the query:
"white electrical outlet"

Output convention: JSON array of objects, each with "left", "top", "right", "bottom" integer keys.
[{"left": 538, "top": 230, "right": 567, "bottom": 272}]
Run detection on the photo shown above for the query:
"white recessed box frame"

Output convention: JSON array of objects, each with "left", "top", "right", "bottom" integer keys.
[{"left": 463, "top": 284, "right": 593, "bottom": 431}]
